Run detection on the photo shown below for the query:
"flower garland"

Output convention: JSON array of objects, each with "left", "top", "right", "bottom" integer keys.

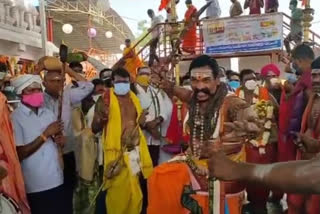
[{"left": 239, "top": 88, "right": 274, "bottom": 154}]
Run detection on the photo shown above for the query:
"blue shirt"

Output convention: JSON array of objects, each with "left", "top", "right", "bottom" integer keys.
[{"left": 12, "top": 104, "right": 63, "bottom": 193}]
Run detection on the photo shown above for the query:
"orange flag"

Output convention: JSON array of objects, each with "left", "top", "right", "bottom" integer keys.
[{"left": 159, "top": 0, "right": 170, "bottom": 11}]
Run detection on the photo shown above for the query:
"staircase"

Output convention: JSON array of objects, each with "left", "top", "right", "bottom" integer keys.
[{"left": 115, "top": 12, "right": 320, "bottom": 72}]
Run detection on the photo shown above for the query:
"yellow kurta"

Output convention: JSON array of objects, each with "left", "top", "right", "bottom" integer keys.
[{"left": 102, "top": 89, "right": 153, "bottom": 214}]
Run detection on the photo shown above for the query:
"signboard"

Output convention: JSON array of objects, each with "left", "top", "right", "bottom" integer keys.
[{"left": 203, "top": 13, "right": 283, "bottom": 54}]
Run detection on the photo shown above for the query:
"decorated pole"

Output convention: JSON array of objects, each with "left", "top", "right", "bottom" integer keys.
[{"left": 302, "top": 0, "right": 314, "bottom": 42}]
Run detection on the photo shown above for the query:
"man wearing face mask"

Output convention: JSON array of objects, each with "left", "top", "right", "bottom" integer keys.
[
  {"left": 277, "top": 44, "right": 314, "bottom": 164},
  {"left": 0, "top": 64, "right": 31, "bottom": 213},
  {"left": 261, "top": 63, "right": 282, "bottom": 105},
  {"left": 11, "top": 74, "right": 66, "bottom": 214},
  {"left": 36, "top": 57, "right": 94, "bottom": 214},
  {"left": 226, "top": 70, "right": 241, "bottom": 91},
  {"left": 92, "top": 68, "right": 152, "bottom": 214},
  {"left": 235, "top": 69, "right": 278, "bottom": 214},
  {"left": 135, "top": 66, "right": 173, "bottom": 166},
  {"left": 286, "top": 57, "right": 320, "bottom": 214}
]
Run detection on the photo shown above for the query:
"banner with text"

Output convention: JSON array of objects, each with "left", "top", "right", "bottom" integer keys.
[{"left": 203, "top": 13, "right": 283, "bottom": 54}]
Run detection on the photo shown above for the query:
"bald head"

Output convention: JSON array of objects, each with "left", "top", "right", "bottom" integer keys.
[{"left": 43, "top": 71, "right": 63, "bottom": 98}]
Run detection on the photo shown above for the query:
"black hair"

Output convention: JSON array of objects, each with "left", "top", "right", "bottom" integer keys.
[
  {"left": 0, "top": 62, "right": 7, "bottom": 73},
  {"left": 188, "top": 55, "right": 219, "bottom": 79},
  {"left": 125, "top": 39, "right": 131, "bottom": 43},
  {"left": 292, "top": 43, "right": 315, "bottom": 61},
  {"left": 69, "top": 61, "right": 83, "bottom": 70},
  {"left": 185, "top": 0, "right": 192, "bottom": 4},
  {"left": 239, "top": 69, "right": 255, "bottom": 82},
  {"left": 92, "top": 79, "right": 104, "bottom": 87},
  {"left": 111, "top": 67, "right": 130, "bottom": 80},
  {"left": 230, "top": 71, "right": 240, "bottom": 78},
  {"left": 312, "top": 56, "right": 320, "bottom": 69},
  {"left": 99, "top": 68, "right": 112, "bottom": 79},
  {"left": 147, "top": 9, "right": 154, "bottom": 15}
]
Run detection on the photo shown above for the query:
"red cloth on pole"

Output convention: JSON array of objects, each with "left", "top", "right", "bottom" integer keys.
[{"left": 159, "top": 0, "right": 171, "bottom": 11}]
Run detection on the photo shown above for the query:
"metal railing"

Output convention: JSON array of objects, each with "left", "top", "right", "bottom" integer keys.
[{"left": 119, "top": 12, "right": 320, "bottom": 66}]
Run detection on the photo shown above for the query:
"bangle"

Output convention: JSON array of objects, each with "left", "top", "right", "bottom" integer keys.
[{"left": 40, "top": 134, "right": 48, "bottom": 142}]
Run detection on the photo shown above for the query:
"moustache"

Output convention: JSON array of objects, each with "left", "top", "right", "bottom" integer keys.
[{"left": 194, "top": 88, "right": 211, "bottom": 96}]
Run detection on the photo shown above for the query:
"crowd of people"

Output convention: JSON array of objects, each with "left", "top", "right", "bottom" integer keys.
[
  {"left": 0, "top": 1, "right": 319, "bottom": 214},
  {"left": 1, "top": 42, "right": 320, "bottom": 214}
]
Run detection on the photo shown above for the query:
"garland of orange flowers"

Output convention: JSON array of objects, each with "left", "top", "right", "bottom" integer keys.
[{"left": 239, "top": 88, "right": 274, "bottom": 154}]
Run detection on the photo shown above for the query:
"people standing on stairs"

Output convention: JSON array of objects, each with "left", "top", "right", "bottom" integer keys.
[
  {"left": 135, "top": 66, "right": 173, "bottom": 166},
  {"left": 230, "top": 0, "right": 243, "bottom": 17},
  {"left": 284, "top": 0, "right": 303, "bottom": 55},
  {"left": 122, "top": 39, "right": 144, "bottom": 81},
  {"left": 182, "top": 0, "right": 198, "bottom": 54},
  {"left": 205, "top": 0, "right": 221, "bottom": 19},
  {"left": 11, "top": 74, "right": 66, "bottom": 214},
  {"left": 244, "top": 0, "right": 264, "bottom": 15},
  {"left": 37, "top": 57, "right": 94, "bottom": 214},
  {"left": 265, "top": 0, "right": 279, "bottom": 13},
  {"left": 147, "top": 9, "right": 163, "bottom": 67}
]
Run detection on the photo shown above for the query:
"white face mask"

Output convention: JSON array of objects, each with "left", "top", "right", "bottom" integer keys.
[
  {"left": 93, "top": 94, "right": 101, "bottom": 102},
  {"left": 245, "top": 80, "right": 258, "bottom": 91},
  {"left": 4, "top": 86, "right": 14, "bottom": 92},
  {"left": 219, "top": 77, "right": 227, "bottom": 83},
  {"left": 270, "top": 78, "right": 280, "bottom": 86},
  {"left": 0, "top": 72, "right": 6, "bottom": 80}
]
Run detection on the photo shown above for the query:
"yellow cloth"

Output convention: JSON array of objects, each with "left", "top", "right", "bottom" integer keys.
[
  {"left": 102, "top": 88, "right": 153, "bottom": 214},
  {"left": 123, "top": 47, "right": 143, "bottom": 80}
]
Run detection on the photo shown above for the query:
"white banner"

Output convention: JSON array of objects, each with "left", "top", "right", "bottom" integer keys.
[{"left": 203, "top": 13, "right": 283, "bottom": 54}]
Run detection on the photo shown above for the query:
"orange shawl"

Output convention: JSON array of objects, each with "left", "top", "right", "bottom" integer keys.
[{"left": 0, "top": 93, "right": 30, "bottom": 213}]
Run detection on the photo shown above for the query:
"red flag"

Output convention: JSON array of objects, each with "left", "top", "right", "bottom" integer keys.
[
  {"left": 301, "top": 0, "right": 307, "bottom": 6},
  {"left": 159, "top": 0, "right": 170, "bottom": 11}
]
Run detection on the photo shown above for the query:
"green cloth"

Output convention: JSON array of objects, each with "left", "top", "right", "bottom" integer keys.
[
  {"left": 291, "top": 8, "right": 303, "bottom": 35},
  {"left": 74, "top": 163, "right": 102, "bottom": 214}
]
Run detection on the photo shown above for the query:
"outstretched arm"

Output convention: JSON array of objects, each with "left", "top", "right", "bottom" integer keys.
[{"left": 208, "top": 149, "right": 320, "bottom": 194}]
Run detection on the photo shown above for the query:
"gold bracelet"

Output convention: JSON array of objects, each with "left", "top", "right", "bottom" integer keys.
[{"left": 40, "top": 134, "right": 48, "bottom": 142}]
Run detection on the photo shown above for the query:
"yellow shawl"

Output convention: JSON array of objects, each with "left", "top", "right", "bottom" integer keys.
[{"left": 102, "top": 89, "right": 153, "bottom": 214}]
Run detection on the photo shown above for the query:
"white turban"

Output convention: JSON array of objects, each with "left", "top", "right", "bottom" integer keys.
[{"left": 11, "top": 74, "right": 43, "bottom": 95}]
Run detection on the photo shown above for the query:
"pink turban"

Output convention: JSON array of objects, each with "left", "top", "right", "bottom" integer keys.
[{"left": 261, "top": 64, "right": 280, "bottom": 77}]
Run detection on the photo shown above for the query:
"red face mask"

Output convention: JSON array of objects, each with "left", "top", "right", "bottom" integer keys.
[{"left": 22, "top": 92, "right": 44, "bottom": 107}]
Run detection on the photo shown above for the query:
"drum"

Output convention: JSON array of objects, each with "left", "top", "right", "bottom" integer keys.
[{"left": 0, "top": 193, "right": 21, "bottom": 214}]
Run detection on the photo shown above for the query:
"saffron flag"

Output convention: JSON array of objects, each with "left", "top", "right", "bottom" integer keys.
[{"left": 159, "top": 0, "right": 170, "bottom": 11}]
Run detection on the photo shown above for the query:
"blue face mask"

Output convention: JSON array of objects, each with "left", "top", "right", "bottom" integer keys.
[
  {"left": 286, "top": 73, "right": 297, "bottom": 84},
  {"left": 114, "top": 82, "right": 130, "bottom": 95},
  {"left": 228, "top": 80, "right": 240, "bottom": 89}
]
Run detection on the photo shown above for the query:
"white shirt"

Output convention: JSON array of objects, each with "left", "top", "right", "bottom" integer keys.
[
  {"left": 136, "top": 85, "right": 173, "bottom": 146},
  {"left": 44, "top": 81, "right": 94, "bottom": 154},
  {"left": 12, "top": 104, "right": 63, "bottom": 193},
  {"left": 206, "top": 0, "right": 221, "bottom": 18},
  {"left": 151, "top": 15, "right": 163, "bottom": 39}
]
